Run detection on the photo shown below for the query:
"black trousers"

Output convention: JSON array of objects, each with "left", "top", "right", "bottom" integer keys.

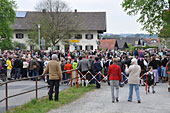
[{"left": 49, "top": 80, "right": 60, "bottom": 101}]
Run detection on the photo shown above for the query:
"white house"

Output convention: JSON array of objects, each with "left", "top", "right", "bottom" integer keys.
[{"left": 11, "top": 11, "right": 106, "bottom": 52}]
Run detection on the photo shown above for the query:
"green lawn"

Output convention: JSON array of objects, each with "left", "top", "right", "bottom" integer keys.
[{"left": 7, "top": 85, "right": 95, "bottom": 113}]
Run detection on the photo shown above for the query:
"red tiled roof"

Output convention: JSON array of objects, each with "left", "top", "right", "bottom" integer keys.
[{"left": 100, "top": 39, "right": 117, "bottom": 50}]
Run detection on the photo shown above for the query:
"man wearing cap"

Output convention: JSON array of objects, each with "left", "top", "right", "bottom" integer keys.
[
  {"left": 42, "top": 54, "right": 62, "bottom": 101},
  {"left": 125, "top": 58, "right": 141, "bottom": 103},
  {"left": 108, "top": 58, "right": 122, "bottom": 103}
]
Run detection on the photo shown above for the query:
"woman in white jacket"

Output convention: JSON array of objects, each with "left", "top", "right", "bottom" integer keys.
[
  {"left": 125, "top": 58, "right": 141, "bottom": 103},
  {"left": 22, "top": 59, "right": 29, "bottom": 78}
]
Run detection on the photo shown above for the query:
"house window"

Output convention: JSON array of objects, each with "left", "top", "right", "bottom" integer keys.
[
  {"left": 75, "top": 45, "right": 82, "bottom": 50},
  {"left": 86, "top": 34, "right": 93, "bottom": 39},
  {"left": 16, "top": 33, "right": 24, "bottom": 39},
  {"left": 75, "top": 34, "right": 82, "bottom": 39},
  {"left": 85, "top": 45, "right": 93, "bottom": 50},
  {"left": 56, "top": 45, "right": 60, "bottom": 50},
  {"left": 151, "top": 40, "right": 157, "bottom": 43}
]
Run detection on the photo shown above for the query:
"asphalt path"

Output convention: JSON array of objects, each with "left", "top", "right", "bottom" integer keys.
[
  {"left": 49, "top": 83, "right": 170, "bottom": 113},
  {"left": 0, "top": 80, "right": 69, "bottom": 113}
]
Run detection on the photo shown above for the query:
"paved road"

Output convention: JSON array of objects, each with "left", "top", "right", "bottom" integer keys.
[
  {"left": 49, "top": 83, "right": 170, "bottom": 113},
  {"left": 0, "top": 80, "right": 69, "bottom": 113}
]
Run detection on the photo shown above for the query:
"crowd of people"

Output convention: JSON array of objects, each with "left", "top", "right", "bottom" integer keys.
[{"left": 0, "top": 48, "right": 170, "bottom": 102}]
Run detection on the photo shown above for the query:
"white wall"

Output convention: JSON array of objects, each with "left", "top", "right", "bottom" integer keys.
[
  {"left": 12, "top": 30, "right": 101, "bottom": 52},
  {"left": 69, "top": 31, "right": 99, "bottom": 52},
  {"left": 12, "top": 31, "right": 30, "bottom": 50}
]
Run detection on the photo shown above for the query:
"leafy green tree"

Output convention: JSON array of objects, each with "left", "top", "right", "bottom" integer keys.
[
  {"left": 0, "top": 0, "right": 16, "bottom": 50},
  {"left": 122, "top": 0, "right": 170, "bottom": 34}
]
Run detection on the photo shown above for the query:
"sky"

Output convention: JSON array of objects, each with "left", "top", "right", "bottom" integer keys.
[{"left": 14, "top": 0, "right": 147, "bottom": 34}]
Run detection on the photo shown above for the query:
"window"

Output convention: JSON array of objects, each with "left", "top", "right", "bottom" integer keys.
[
  {"left": 56, "top": 45, "right": 60, "bottom": 50},
  {"left": 86, "top": 34, "right": 93, "bottom": 39},
  {"left": 75, "top": 45, "right": 82, "bottom": 50},
  {"left": 16, "top": 33, "right": 24, "bottom": 39},
  {"left": 85, "top": 45, "right": 93, "bottom": 50},
  {"left": 75, "top": 34, "right": 82, "bottom": 39}
]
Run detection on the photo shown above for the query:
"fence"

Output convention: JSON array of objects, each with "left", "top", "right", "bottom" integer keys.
[
  {"left": 0, "top": 69, "right": 79, "bottom": 112},
  {"left": 0, "top": 68, "right": 148, "bottom": 112}
]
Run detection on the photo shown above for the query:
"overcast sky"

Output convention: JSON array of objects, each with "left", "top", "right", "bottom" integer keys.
[{"left": 14, "top": 0, "right": 147, "bottom": 34}]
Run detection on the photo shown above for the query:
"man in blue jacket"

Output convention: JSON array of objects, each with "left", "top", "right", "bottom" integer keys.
[{"left": 94, "top": 57, "right": 102, "bottom": 88}]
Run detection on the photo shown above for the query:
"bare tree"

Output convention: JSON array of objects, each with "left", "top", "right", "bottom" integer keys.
[{"left": 29, "top": 0, "right": 79, "bottom": 49}]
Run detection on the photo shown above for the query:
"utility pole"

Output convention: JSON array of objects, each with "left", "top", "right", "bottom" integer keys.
[{"left": 38, "top": 24, "right": 41, "bottom": 50}]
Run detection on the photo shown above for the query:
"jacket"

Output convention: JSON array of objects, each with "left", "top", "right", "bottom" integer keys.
[
  {"left": 14, "top": 59, "right": 23, "bottom": 68},
  {"left": 93, "top": 61, "right": 102, "bottom": 73},
  {"left": 64, "top": 63, "right": 73, "bottom": 74},
  {"left": 108, "top": 64, "right": 122, "bottom": 82},
  {"left": 77, "top": 59, "right": 90, "bottom": 72},
  {"left": 42, "top": 60, "right": 62, "bottom": 80},
  {"left": 72, "top": 62, "right": 78, "bottom": 70},
  {"left": 125, "top": 64, "right": 141, "bottom": 84},
  {"left": 6, "top": 59, "right": 13, "bottom": 70}
]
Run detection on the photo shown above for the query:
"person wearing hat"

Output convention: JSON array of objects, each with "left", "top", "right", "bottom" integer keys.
[
  {"left": 107, "top": 58, "right": 122, "bottom": 103},
  {"left": 125, "top": 58, "right": 141, "bottom": 103}
]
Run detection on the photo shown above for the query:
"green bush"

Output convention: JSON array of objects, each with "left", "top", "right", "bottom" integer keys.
[{"left": 13, "top": 41, "right": 27, "bottom": 50}]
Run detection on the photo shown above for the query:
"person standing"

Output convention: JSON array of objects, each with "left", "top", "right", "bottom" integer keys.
[
  {"left": 72, "top": 60, "right": 78, "bottom": 85},
  {"left": 166, "top": 56, "right": 170, "bottom": 92},
  {"left": 77, "top": 55, "right": 90, "bottom": 87},
  {"left": 42, "top": 54, "right": 62, "bottom": 101},
  {"left": 149, "top": 56, "right": 159, "bottom": 83},
  {"left": 30, "top": 56, "right": 40, "bottom": 80},
  {"left": 22, "top": 58, "right": 29, "bottom": 78},
  {"left": 64, "top": 60, "right": 73, "bottom": 85},
  {"left": 6, "top": 57, "right": 13, "bottom": 80},
  {"left": 108, "top": 58, "right": 122, "bottom": 103},
  {"left": 93, "top": 57, "right": 102, "bottom": 88},
  {"left": 125, "top": 58, "right": 141, "bottom": 103},
  {"left": 161, "top": 56, "right": 168, "bottom": 82},
  {"left": 14, "top": 56, "right": 23, "bottom": 80},
  {"left": 60, "top": 59, "right": 66, "bottom": 84}
]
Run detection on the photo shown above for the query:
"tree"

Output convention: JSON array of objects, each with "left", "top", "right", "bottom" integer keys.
[
  {"left": 0, "top": 0, "right": 16, "bottom": 50},
  {"left": 121, "top": 0, "right": 170, "bottom": 34},
  {"left": 29, "top": 0, "right": 79, "bottom": 49}
]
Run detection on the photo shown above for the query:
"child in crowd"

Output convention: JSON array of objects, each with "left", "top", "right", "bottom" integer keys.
[{"left": 144, "top": 66, "right": 155, "bottom": 93}]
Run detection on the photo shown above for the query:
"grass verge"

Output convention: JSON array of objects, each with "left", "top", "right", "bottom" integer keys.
[{"left": 7, "top": 84, "right": 95, "bottom": 113}]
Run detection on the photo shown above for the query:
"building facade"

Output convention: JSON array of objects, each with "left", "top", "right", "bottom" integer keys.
[{"left": 11, "top": 11, "right": 106, "bottom": 52}]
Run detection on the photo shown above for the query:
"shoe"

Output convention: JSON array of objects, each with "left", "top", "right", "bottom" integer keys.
[
  {"left": 116, "top": 98, "right": 119, "bottom": 102},
  {"left": 152, "top": 91, "right": 155, "bottom": 94},
  {"left": 138, "top": 100, "right": 141, "bottom": 103},
  {"left": 128, "top": 100, "right": 132, "bottom": 102},
  {"left": 112, "top": 101, "right": 114, "bottom": 103}
]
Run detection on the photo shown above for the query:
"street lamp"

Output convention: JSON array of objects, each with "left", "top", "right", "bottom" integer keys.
[{"left": 38, "top": 24, "right": 41, "bottom": 50}]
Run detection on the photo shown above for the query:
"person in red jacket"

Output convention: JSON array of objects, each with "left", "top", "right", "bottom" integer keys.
[
  {"left": 64, "top": 60, "right": 73, "bottom": 84},
  {"left": 108, "top": 58, "right": 122, "bottom": 103}
]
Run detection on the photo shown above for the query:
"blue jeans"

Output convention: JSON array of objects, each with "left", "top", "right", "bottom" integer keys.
[
  {"left": 128, "top": 84, "right": 141, "bottom": 101},
  {"left": 15, "top": 68, "right": 21, "bottom": 79},
  {"left": 32, "top": 69, "right": 39, "bottom": 80}
]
